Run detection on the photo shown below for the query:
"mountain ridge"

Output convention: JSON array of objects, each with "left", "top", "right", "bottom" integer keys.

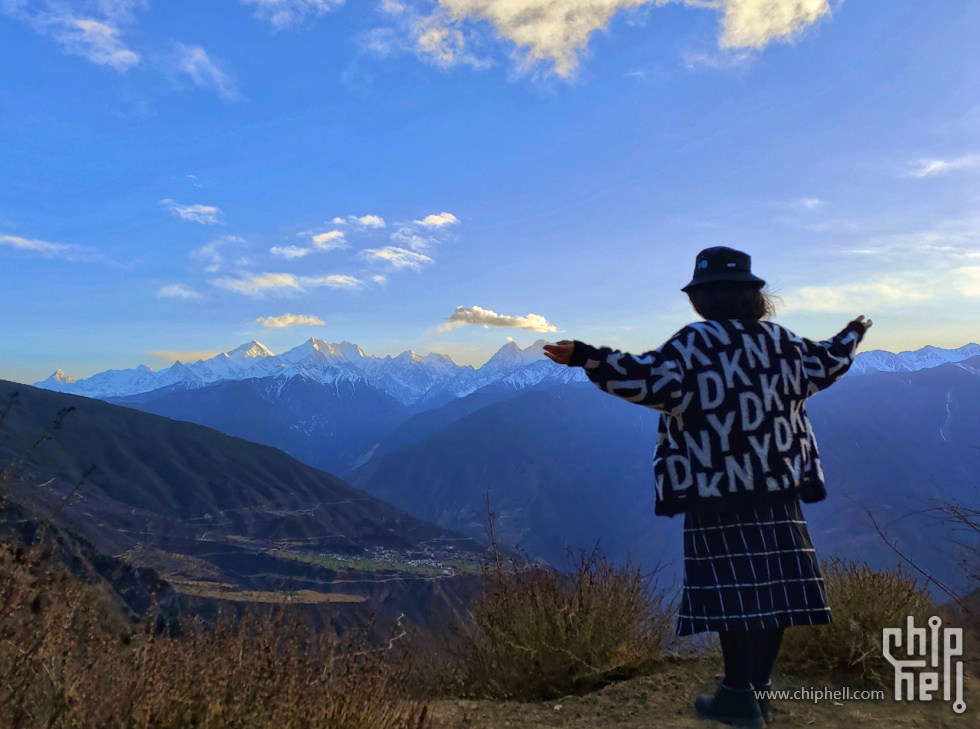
[{"left": 35, "top": 336, "right": 979, "bottom": 404}]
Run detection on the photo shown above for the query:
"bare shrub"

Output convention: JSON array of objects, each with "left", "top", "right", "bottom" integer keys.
[
  {"left": 436, "top": 548, "right": 672, "bottom": 701},
  {"left": 0, "top": 536, "right": 430, "bottom": 729},
  {"left": 779, "top": 558, "right": 939, "bottom": 688}
]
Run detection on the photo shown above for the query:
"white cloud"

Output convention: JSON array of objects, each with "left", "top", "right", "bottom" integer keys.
[
  {"left": 255, "top": 313, "right": 326, "bottom": 327},
  {"left": 382, "top": 0, "right": 405, "bottom": 13},
  {"left": 415, "top": 18, "right": 470, "bottom": 67},
  {"left": 242, "top": 0, "right": 343, "bottom": 29},
  {"left": 160, "top": 199, "right": 224, "bottom": 224},
  {"left": 312, "top": 230, "right": 347, "bottom": 248},
  {"left": 781, "top": 277, "right": 936, "bottom": 314},
  {"left": 0, "top": 232, "right": 73, "bottom": 258},
  {"left": 270, "top": 245, "right": 313, "bottom": 259},
  {"left": 213, "top": 272, "right": 301, "bottom": 296},
  {"left": 439, "top": 305, "right": 561, "bottom": 332},
  {"left": 436, "top": 0, "right": 647, "bottom": 77},
  {"left": 300, "top": 274, "right": 363, "bottom": 290},
  {"left": 391, "top": 227, "right": 436, "bottom": 252},
  {"left": 425, "top": 0, "right": 830, "bottom": 77},
  {"left": 371, "top": 274, "right": 387, "bottom": 285},
  {"left": 173, "top": 43, "right": 237, "bottom": 99},
  {"left": 716, "top": 0, "right": 830, "bottom": 49},
  {"left": 952, "top": 266, "right": 980, "bottom": 298},
  {"left": 360, "top": 246, "right": 434, "bottom": 271},
  {"left": 191, "top": 235, "right": 245, "bottom": 273},
  {"left": 2, "top": 1, "right": 142, "bottom": 71},
  {"left": 789, "top": 197, "right": 823, "bottom": 211},
  {"left": 214, "top": 271, "right": 362, "bottom": 295},
  {"left": 53, "top": 17, "right": 139, "bottom": 69},
  {"left": 156, "top": 283, "right": 202, "bottom": 300},
  {"left": 270, "top": 230, "right": 346, "bottom": 259},
  {"left": 904, "top": 154, "right": 980, "bottom": 179},
  {"left": 332, "top": 214, "right": 386, "bottom": 228},
  {"left": 414, "top": 211, "right": 458, "bottom": 227}
]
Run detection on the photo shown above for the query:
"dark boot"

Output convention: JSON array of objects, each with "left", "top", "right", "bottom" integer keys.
[
  {"left": 752, "top": 681, "right": 773, "bottom": 723},
  {"left": 694, "top": 683, "right": 765, "bottom": 729}
]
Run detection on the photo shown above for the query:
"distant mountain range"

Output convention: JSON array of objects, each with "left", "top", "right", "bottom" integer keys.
[
  {"left": 27, "top": 336, "right": 980, "bottom": 601},
  {"left": 36, "top": 337, "right": 980, "bottom": 404},
  {"left": 36, "top": 338, "right": 583, "bottom": 405}
]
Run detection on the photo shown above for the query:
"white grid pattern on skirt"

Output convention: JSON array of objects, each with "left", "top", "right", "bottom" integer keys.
[{"left": 676, "top": 498, "right": 831, "bottom": 636}]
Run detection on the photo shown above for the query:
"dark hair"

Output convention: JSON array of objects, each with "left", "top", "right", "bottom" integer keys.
[{"left": 686, "top": 281, "right": 779, "bottom": 321}]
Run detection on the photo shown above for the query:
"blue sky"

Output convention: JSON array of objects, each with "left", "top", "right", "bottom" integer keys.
[{"left": 2, "top": 0, "right": 979, "bottom": 383}]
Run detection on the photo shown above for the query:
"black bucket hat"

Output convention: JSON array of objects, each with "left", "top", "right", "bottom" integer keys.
[{"left": 681, "top": 246, "right": 766, "bottom": 292}]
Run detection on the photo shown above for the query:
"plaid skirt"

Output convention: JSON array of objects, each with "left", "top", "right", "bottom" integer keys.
[{"left": 676, "top": 496, "right": 832, "bottom": 636}]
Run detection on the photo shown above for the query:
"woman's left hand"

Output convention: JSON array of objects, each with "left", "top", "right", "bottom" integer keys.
[{"left": 543, "top": 340, "right": 575, "bottom": 366}]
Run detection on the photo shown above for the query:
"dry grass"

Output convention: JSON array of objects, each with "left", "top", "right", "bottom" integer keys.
[
  {"left": 779, "top": 558, "right": 941, "bottom": 688},
  {"left": 432, "top": 549, "right": 673, "bottom": 701},
  {"left": 0, "top": 533, "right": 430, "bottom": 729}
]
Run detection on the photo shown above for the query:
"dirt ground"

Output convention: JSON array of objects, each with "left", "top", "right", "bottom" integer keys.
[{"left": 428, "top": 655, "right": 978, "bottom": 729}]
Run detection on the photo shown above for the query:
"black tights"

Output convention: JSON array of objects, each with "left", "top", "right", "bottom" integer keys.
[{"left": 718, "top": 628, "right": 785, "bottom": 690}]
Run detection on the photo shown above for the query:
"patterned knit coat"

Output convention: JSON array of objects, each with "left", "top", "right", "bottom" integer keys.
[{"left": 568, "top": 319, "right": 866, "bottom": 517}]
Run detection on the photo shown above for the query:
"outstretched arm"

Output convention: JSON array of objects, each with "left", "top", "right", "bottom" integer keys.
[
  {"left": 798, "top": 315, "right": 873, "bottom": 395},
  {"left": 544, "top": 339, "right": 684, "bottom": 412}
]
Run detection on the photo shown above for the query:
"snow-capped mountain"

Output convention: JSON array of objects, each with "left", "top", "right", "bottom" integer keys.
[
  {"left": 35, "top": 338, "right": 979, "bottom": 404},
  {"left": 849, "top": 343, "right": 980, "bottom": 375},
  {"left": 34, "top": 337, "right": 579, "bottom": 406}
]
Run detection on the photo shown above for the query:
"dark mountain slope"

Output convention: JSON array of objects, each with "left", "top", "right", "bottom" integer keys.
[
  {"left": 350, "top": 364, "right": 980, "bottom": 598},
  {"left": 348, "top": 384, "right": 676, "bottom": 569},
  {"left": 0, "top": 380, "right": 486, "bottom": 629},
  {"left": 108, "top": 375, "right": 411, "bottom": 474},
  {"left": 1, "top": 381, "right": 433, "bottom": 542}
]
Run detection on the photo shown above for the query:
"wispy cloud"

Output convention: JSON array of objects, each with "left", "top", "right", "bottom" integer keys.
[
  {"left": 213, "top": 272, "right": 302, "bottom": 296},
  {"left": 241, "top": 0, "right": 343, "bottom": 29},
  {"left": 156, "top": 283, "right": 202, "bottom": 299},
  {"left": 783, "top": 216, "right": 980, "bottom": 311},
  {"left": 255, "top": 313, "right": 326, "bottom": 327},
  {"left": 191, "top": 235, "right": 245, "bottom": 273},
  {"left": 360, "top": 246, "right": 434, "bottom": 271},
  {"left": 269, "top": 245, "right": 314, "bottom": 259},
  {"left": 788, "top": 196, "right": 824, "bottom": 211},
  {"left": 301, "top": 274, "right": 363, "bottom": 290},
  {"left": 439, "top": 305, "right": 561, "bottom": 332},
  {"left": 414, "top": 211, "right": 458, "bottom": 227},
  {"left": 390, "top": 227, "right": 436, "bottom": 252},
  {"left": 904, "top": 154, "right": 980, "bottom": 178},
  {"left": 781, "top": 277, "right": 936, "bottom": 313},
  {"left": 213, "top": 272, "right": 362, "bottom": 295},
  {"left": 173, "top": 43, "right": 237, "bottom": 99},
  {"left": 330, "top": 214, "right": 386, "bottom": 228},
  {"left": 160, "top": 199, "right": 224, "bottom": 224},
  {"left": 311, "top": 230, "right": 347, "bottom": 248},
  {"left": 952, "top": 266, "right": 980, "bottom": 298},
  {"left": 0, "top": 232, "right": 74, "bottom": 258},
  {"left": 715, "top": 0, "right": 831, "bottom": 49},
  {"left": 53, "top": 17, "right": 140, "bottom": 69},
  {"left": 414, "top": 16, "right": 481, "bottom": 69},
  {"left": 2, "top": 1, "right": 142, "bottom": 71},
  {"left": 270, "top": 229, "right": 346, "bottom": 258}
]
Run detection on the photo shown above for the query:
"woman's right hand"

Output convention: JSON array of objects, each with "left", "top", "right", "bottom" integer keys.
[
  {"left": 543, "top": 340, "right": 575, "bottom": 366},
  {"left": 851, "top": 315, "right": 874, "bottom": 334}
]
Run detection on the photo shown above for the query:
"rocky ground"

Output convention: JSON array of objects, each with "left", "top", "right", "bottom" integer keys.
[{"left": 429, "top": 654, "right": 978, "bottom": 729}]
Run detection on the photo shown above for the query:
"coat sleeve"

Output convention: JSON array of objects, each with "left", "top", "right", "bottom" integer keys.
[
  {"left": 568, "top": 339, "right": 686, "bottom": 413},
  {"left": 794, "top": 321, "right": 866, "bottom": 395}
]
